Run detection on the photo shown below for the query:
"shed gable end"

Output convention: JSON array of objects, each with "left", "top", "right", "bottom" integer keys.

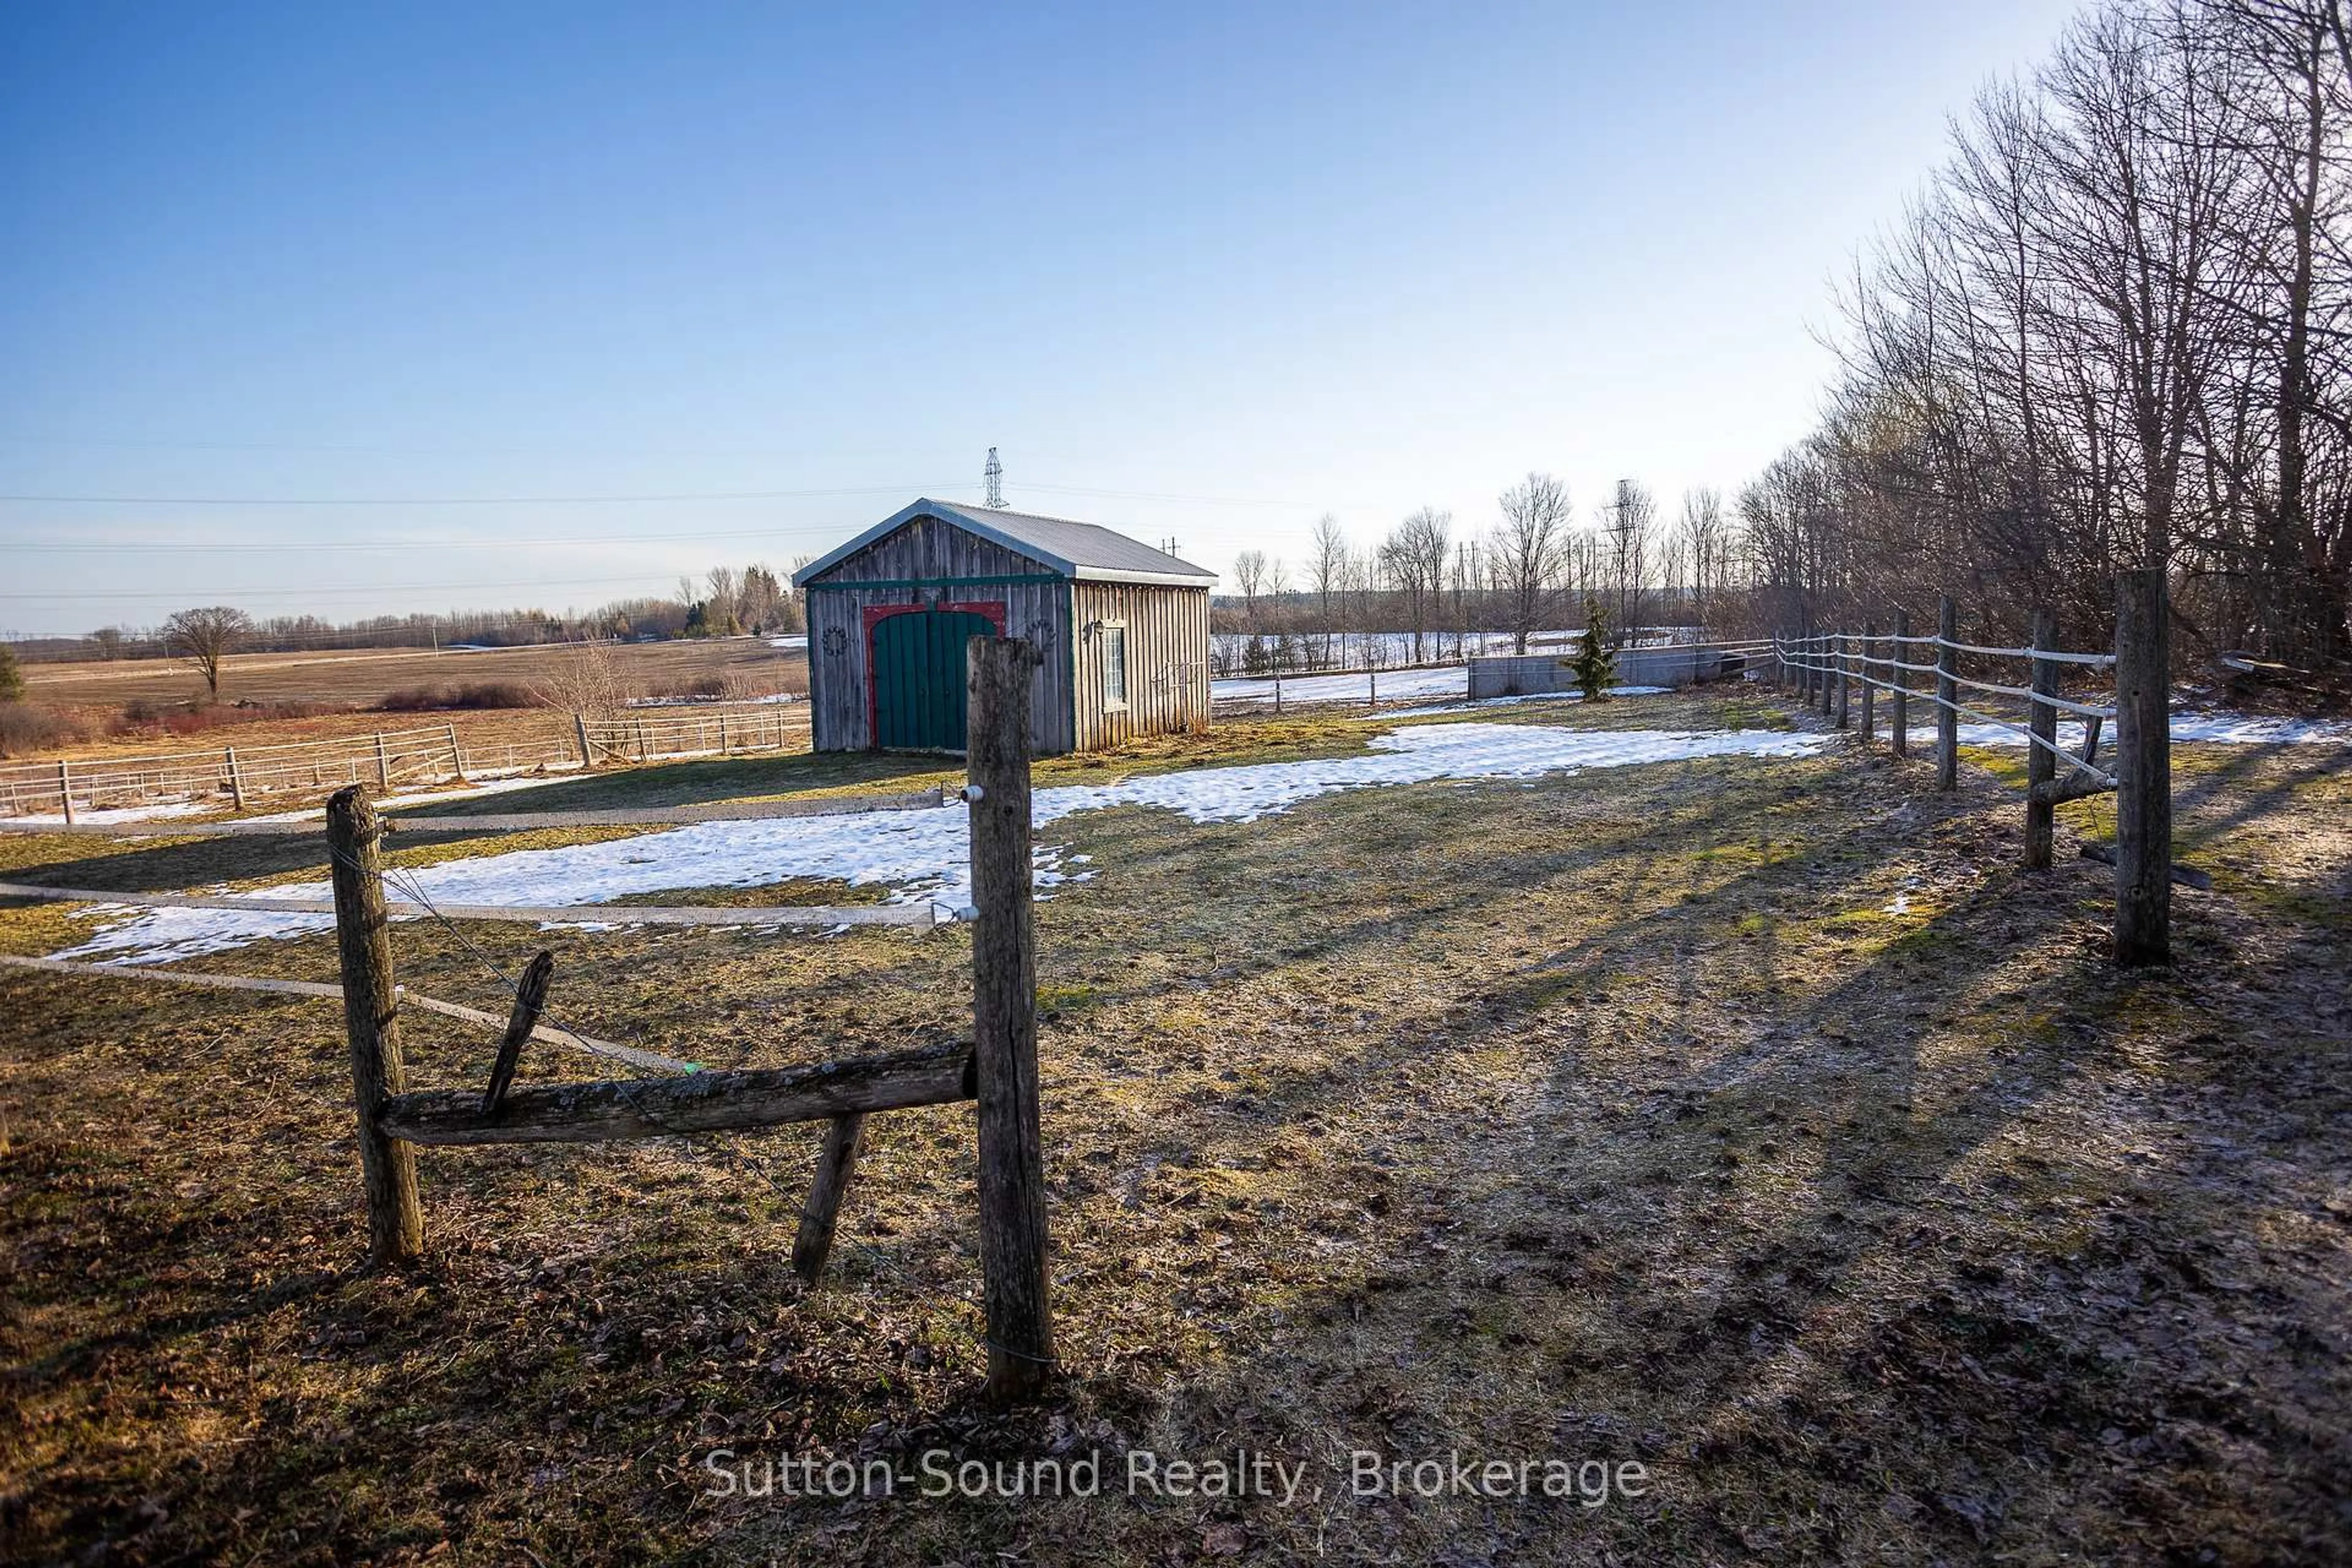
[{"left": 805, "top": 512, "right": 1057, "bottom": 588}]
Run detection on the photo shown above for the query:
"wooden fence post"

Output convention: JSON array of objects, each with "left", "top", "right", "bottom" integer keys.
[
  {"left": 325, "top": 786, "right": 425, "bottom": 1264},
  {"left": 573, "top": 713, "right": 594, "bottom": 767},
  {"left": 374, "top": 733, "right": 392, "bottom": 790},
  {"left": 225, "top": 747, "right": 246, "bottom": 810},
  {"left": 445, "top": 723, "right": 466, "bottom": 782},
  {"left": 1819, "top": 633, "right": 1835, "bottom": 717},
  {"left": 1834, "top": 634, "right": 1851, "bottom": 728},
  {"left": 791, "top": 1114, "right": 866, "bottom": 1284},
  {"left": 2114, "top": 570, "right": 2172, "bottom": 965},
  {"left": 967, "top": 635, "right": 1054, "bottom": 1402},
  {"left": 635, "top": 717, "right": 650, "bottom": 762},
  {"left": 1890, "top": 609, "right": 1910, "bottom": 760},
  {"left": 1936, "top": 596, "right": 1959, "bottom": 791},
  {"left": 719, "top": 712, "right": 731, "bottom": 754},
  {"left": 1860, "top": 620, "right": 1877, "bottom": 743},
  {"left": 2024, "top": 607, "right": 2059, "bottom": 870},
  {"left": 56, "top": 760, "right": 74, "bottom": 826}
]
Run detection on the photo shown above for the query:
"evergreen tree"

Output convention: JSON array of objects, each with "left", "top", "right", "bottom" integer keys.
[
  {"left": 0, "top": 643, "right": 23, "bottom": 703},
  {"left": 1569, "top": 595, "right": 1617, "bottom": 699}
]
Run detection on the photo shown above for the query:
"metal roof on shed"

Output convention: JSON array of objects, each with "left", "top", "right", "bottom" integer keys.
[{"left": 791, "top": 498, "right": 1217, "bottom": 589}]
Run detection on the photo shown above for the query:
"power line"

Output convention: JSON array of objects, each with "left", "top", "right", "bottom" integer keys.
[
  {"left": 6, "top": 520, "right": 919, "bottom": 554},
  {"left": 0, "top": 478, "right": 1349, "bottom": 514},
  {"left": 0, "top": 573, "right": 690, "bottom": 602},
  {"left": 0, "top": 481, "right": 959, "bottom": 507}
]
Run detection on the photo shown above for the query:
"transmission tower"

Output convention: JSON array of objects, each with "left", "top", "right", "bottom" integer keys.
[{"left": 983, "top": 447, "right": 1005, "bottom": 508}]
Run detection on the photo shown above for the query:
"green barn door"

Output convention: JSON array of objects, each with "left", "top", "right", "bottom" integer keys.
[{"left": 872, "top": 611, "right": 996, "bottom": 750}]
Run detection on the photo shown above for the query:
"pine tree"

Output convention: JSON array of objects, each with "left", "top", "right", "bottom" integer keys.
[
  {"left": 1569, "top": 595, "right": 1617, "bottom": 699},
  {"left": 0, "top": 643, "right": 23, "bottom": 703}
]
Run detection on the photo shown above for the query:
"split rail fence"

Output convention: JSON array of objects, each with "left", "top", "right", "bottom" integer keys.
[
  {"left": 0, "top": 701, "right": 805, "bottom": 821},
  {"left": 0, "top": 639, "right": 1055, "bottom": 1401},
  {"left": 1771, "top": 569, "right": 2173, "bottom": 966}
]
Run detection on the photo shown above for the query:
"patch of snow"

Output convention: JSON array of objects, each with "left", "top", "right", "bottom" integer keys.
[
  {"left": 237, "top": 772, "right": 583, "bottom": 825},
  {"left": 51, "top": 722, "right": 1824, "bottom": 965},
  {"left": 1213, "top": 666, "right": 1470, "bottom": 704},
  {"left": 1381, "top": 685, "right": 1673, "bottom": 718},
  {"left": 769, "top": 635, "right": 809, "bottom": 650},
  {"left": 0, "top": 801, "right": 210, "bottom": 827},
  {"left": 1909, "top": 712, "right": 2352, "bottom": 748}
]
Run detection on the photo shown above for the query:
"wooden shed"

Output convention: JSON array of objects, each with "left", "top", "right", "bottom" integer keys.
[{"left": 790, "top": 499, "right": 1216, "bottom": 755}]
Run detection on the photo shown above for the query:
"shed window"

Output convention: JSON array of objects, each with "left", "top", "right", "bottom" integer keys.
[{"left": 1101, "top": 622, "right": 1128, "bottom": 710}]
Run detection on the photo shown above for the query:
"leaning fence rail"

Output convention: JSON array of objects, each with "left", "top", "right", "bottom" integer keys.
[
  {"left": 0, "top": 953, "right": 693, "bottom": 1074},
  {"left": 1771, "top": 573, "right": 2172, "bottom": 967}
]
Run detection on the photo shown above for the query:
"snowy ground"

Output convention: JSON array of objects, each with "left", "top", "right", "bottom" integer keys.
[
  {"left": 0, "top": 772, "right": 581, "bottom": 831},
  {"left": 1931, "top": 714, "right": 2352, "bottom": 748},
  {"left": 1212, "top": 665, "right": 1471, "bottom": 705},
  {"left": 1381, "top": 686, "right": 1673, "bottom": 718},
  {"left": 0, "top": 801, "right": 213, "bottom": 829},
  {"left": 50, "top": 722, "right": 1823, "bottom": 965}
]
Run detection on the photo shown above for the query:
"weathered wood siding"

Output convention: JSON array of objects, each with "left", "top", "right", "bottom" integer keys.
[
  {"left": 804, "top": 513, "right": 1073, "bottom": 753},
  {"left": 1068, "top": 582, "right": 1212, "bottom": 750}
]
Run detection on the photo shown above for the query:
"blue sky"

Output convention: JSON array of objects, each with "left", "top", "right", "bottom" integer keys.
[{"left": 1, "top": 1, "right": 2082, "bottom": 633}]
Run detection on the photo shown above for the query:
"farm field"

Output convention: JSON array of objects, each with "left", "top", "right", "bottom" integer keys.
[
  {"left": 1, "top": 691, "right": 2346, "bottom": 1564},
  {"left": 17, "top": 638, "right": 809, "bottom": 734}
]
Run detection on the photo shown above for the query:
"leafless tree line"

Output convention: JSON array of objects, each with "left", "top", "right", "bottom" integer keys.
[
  {"left": 1219, "top": 477, "right": 1743, "bottom": 671},
  {"left": 1740, "top": 0, "right": 2352, "bottom": 669},
  {"left": 16, "top": 559, "right": 810, "bottom": 668}
]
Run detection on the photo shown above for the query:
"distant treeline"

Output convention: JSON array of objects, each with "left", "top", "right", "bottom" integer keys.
[{"left": 6, "top": 562, "right": 809, "bottom": 664}]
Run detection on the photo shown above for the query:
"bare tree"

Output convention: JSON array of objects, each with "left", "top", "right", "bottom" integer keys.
[
  {"left": 1599, "top": 480, "right": 1657, "bottom": 636},
  {"left": 1308, "top": 514, "right": 1349, "bottom": 665},
  {"left": 1736, "top": 0, "right": 2352, "bottom": 666},
  {"left": 738, "top": 564, "right": 785, "bottom": 634},
  {"left": 1232, "top": 550, "right": 1270, "bottom": 628},
  {"left": 530, "top": 638, "right": 636, "bottom": 717},
  {"left": 1381, "top": 509, "right": 1452, "bottom": 662},
  {"left": 1492, "top": 473, "right": 1572, "bottom": 653},
  {"left": 705, "top": 567, "right": 741, "bottom": 636},
  {"left": 163, "top": 606, "right": 254, "bottom": 701},
  {"left": 1680, "top": 488, "right": 1731, "bottom": 635}
]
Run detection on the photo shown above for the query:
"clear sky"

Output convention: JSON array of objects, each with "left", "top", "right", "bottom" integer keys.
[{"left": 1, "top": 0, "right": 2082, "bottom": 634}]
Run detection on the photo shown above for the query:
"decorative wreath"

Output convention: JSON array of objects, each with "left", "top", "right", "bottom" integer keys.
[{"left": 822, "top": 626, "right": 848, "bottom": 658}]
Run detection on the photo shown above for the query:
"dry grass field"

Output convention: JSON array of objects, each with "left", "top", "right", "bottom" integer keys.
[
  {"left": 21, "top": 637, "right": 807, "bottom": 710},
  {"left": 2, "top": 639, "right": 812, "bottom": 775},
  {"left": 1, "top": 693, "right": 2346, "bottom": 1564}
]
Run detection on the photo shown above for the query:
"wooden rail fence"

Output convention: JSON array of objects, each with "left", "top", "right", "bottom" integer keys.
[
  {"left": 0, "top": 642, "right": 1055, "bottom": 1400},
  {"left": 1773, "top": 571, "right": 2173, "bottom": 966},
  {"left": 0, "top": 701, "right": 805, "bottom": 821}
]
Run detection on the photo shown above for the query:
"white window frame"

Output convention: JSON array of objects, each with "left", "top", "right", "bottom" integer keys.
[{"left": 1100, "top": 620, "right": 1129, "bottom": 712}]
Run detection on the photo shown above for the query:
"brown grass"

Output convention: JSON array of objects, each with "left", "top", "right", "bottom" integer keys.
[
  {"left": 17, "top": 639, "right": 808, "bottom": 755},
  {"left": 0, "top": 695, "right": 2346, "bottom": 1564}
]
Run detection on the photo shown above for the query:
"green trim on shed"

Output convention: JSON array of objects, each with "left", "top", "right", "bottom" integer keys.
[{"left": 805, "top": 573, "right": 1063, "bottom": 593}]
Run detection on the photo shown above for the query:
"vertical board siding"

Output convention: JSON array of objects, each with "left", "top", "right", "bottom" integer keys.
[
  {"left": 805, "top": 512, "right": 1208, "bottom": 755},
  {"left": 805, "top": 513, "right": 1072, "bottom": 753},
  {"left": 1068, "top": 583, "right": 1210, "bottom": 750}
]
